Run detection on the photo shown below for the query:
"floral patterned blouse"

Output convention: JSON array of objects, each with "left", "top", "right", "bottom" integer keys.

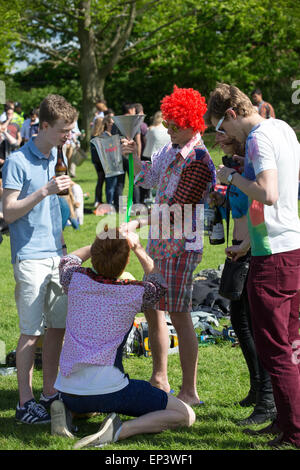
[{"left": 58, "top": 255, "right": 167, "bottom": 376}]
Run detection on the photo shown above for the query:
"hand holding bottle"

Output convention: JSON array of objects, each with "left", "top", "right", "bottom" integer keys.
[
  {"left": 55, "top": 145, "right": 69, "bottom": 195},
  {"left": 208, "top": 191, "right": 225, "bottom": 208},
  {"left": 46, "top": 175, "right": 71, "bottom": 196}
]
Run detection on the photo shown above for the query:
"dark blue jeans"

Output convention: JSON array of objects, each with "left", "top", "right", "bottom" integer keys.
[
  {"left": 61, "top": 379, "right": 168, "bottom": 417},
  {"left": 105, "top": 175, "right": 118, "bottom": 206}
]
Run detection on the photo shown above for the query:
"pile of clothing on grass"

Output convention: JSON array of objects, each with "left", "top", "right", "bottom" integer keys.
[{"left": 124, "top": 266, "right": 238, "bottom": 358}]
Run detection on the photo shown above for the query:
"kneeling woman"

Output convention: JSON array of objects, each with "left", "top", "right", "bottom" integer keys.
[{"left": 52, "top": 226, "right": 195, "bottom": 449}]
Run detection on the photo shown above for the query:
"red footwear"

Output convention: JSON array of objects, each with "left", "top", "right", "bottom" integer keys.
[{"left": 267, "top": 433, "right": 299, "bottom": 449}]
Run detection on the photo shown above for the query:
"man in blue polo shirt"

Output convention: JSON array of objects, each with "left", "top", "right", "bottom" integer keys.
[{"left": 2, "top": 94, "right": 78, "bottom": 424}]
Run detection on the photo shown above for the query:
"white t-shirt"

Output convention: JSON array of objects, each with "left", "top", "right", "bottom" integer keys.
[
  {"left": 55, "top": 364, "right": 128, "bottom": 395},
  {"left": 143, "top": 124, "right": 170, "bottom": 158},
  {"left": 245, "top": 118, "right": 300, "bottom": 256}
]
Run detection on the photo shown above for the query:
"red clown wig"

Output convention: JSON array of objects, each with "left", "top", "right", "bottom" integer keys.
[{"left": 160, "top": 85, "right": 207, "bottom": 134}]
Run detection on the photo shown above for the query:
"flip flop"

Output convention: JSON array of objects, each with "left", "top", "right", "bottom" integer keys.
[
  {"left": 169, "top": 390, "right": 204, "bottom": 406},
  {"left": 192, "top": 400, "right": 205, "bottom": 407}
]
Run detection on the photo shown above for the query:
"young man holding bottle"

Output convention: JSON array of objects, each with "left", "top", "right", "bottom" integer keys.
[{"left": 2, "top": 94, "right": 78, "bottom": 424}]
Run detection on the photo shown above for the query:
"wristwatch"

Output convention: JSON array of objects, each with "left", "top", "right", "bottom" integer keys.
[{"left": 227, "top": 170, "right": 237, "bottom": 185}]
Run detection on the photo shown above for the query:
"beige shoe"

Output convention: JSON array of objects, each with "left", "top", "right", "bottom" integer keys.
[
  {"left": 50, "top": 400, "right": 75, "bottom": 439},
  {"left": 74, "top": 413, "right": 122, "bottom": 449}
]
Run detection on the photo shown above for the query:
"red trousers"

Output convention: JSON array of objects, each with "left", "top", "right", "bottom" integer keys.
[{"left": 247, "top": 248, "right": 300, "bottom": 446}]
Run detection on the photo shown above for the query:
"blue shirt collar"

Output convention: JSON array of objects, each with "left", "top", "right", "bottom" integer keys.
[{"left": 28, "top": 137, "right": 56, "bottom": 161}]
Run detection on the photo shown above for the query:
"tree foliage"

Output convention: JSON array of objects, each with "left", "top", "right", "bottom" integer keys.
[{"left": 1, "top": 0, "right": 299, "bottom": 132}]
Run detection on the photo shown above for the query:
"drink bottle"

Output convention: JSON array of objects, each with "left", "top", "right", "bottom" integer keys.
[
  {"left": 209, "top": 205, "right": 225, "bottom": 245},
  {"left": 55, "top": 146, "right": 69, "bottom": 195},
  {"left": 204, "top": 183, "right": 214, "bottom": 235}
]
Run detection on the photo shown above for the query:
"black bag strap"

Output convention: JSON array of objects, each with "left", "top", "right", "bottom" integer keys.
[{"left": 225, "top": 186, "right": 231, "bottom": 248}]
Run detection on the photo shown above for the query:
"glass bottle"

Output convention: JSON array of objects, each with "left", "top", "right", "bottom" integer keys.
[
  {"left": 55, "top": 146, "right": 68, "bottom": 195},
  {"left": 204, "top": 183, "right": 215, "bottom": 235},
  {"left": 209, "top": 206, "right": 225, "bottom": 245}
]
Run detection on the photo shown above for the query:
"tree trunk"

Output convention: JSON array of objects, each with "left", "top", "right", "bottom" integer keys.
[
  {"left": 77, "top": 0, "right": 102, "bottom": 147},
  {"left": 77, "top": 1, "right": 137, "bottom": 148}
]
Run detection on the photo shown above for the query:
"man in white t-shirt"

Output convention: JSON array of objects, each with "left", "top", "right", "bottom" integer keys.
[{"left": 206, "top": 83, "right": 300, "bottom": 449}]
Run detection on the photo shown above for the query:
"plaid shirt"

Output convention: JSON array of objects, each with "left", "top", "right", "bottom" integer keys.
[
  {"left": 258, "top": 101, "right": 275, "bottom": 119},
  {"left": 135, "top": 133, "right": 216, "bottom": 259}
]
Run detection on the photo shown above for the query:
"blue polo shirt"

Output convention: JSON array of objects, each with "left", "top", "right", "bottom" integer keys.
[{"left": 2, "top": 137, "right": 63, "bottom": 263}]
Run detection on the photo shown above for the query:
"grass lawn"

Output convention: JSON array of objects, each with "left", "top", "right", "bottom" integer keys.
[{"left": 0, "top": 134, "right": 294, "bottom": 452}]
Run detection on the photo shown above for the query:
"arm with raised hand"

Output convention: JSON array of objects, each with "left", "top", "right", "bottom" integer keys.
[{"left": 3, "top": 176, "right": 71, "bottom": 224}]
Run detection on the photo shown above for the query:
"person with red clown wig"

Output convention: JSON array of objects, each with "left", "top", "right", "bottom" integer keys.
[{"left": 121, "top": 85, "right": 216, "bottom": 406}]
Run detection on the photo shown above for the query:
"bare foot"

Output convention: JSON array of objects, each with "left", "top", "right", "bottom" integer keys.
[
  {"left": 176, "top": 391, "right": 201, "bottom": 406},
  {"left": 150, "top": 377, "right": 171, "bottom": 393}
]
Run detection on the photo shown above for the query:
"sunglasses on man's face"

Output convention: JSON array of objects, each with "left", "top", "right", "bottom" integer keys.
[
  {"left": 215, "top": 115, "right": 226, "bottom": 134},
  {"left": 162, "top": 120, "right": 180, "bottom": 132},
  {"left": 215, "top": 107, "right": 235, "bottom": 134}
]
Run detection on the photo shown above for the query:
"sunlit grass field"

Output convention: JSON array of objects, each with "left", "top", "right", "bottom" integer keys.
[{"left": 0, "top": 134, "right": 298, "bottom": 452}]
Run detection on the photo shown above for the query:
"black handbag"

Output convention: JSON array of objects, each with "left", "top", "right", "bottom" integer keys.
[{"left": 218, "top": 189, "right": 250, "bottom": 301}]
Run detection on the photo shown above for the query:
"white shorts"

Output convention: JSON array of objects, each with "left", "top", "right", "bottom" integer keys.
[{"left": 13, "top": 257, "right": 68, "bottom": 336}]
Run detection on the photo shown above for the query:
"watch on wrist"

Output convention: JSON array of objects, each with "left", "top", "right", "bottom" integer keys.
[{"left": 227, "top": 170, "right": 237, "bottom": 185}]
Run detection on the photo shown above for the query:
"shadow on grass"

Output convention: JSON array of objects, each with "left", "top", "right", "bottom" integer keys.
[
  {"left": 0, "top": 387, "right": 19, "bottom": 412},
  {"left": 0, "top": 416, "right": 53, "bottom": 449},
  {"left": 0, "top": 412, "right": 269, "bottom": 451}
]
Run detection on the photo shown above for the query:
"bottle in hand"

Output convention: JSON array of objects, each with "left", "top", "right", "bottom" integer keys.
[
  {"left": 209, "top": 206, "right": 225, "bottom": 245},
  {"left": 55, "top": 145, "right": 69, "bottom": 195}
]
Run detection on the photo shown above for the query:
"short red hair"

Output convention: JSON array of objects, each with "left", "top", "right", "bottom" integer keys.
[{"left": 160, "top": 85, "right": 207, "bottom": 133}]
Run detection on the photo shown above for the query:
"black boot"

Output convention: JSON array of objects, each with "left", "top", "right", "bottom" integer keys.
[
  {"left": 237, "top": 393, "right": 277, "bottom": 426},
  {"left": 237, "top": 389, "right": 257, "bottom": 407}
]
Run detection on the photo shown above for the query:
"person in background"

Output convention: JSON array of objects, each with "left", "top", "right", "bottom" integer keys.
[
  {"left": 91, "top": 116, "right": 119, "bottom": 209},
  {"left": 104, "top": 107, "right": 115, "bottom": 117},
  {"left": 0, "top": 105, "right": 22, "bottom": 178},
  {"left": 21, "top": 108, "right": 39, "bottom": 143},
  {"left": 64, "top": 121, "right": 81, "bottom": 178},
  {"left": 0, "top": 179, "right": 8, "bottom": 245},
  {"left": 0, "top": 101, "right": 16, "bottom": 123},
  {"left": 111, "top": 103, "right": 142, "bottom": 208},
  {"left": 93, "top": 99, "right": 108, "bottom": 124},
  {"left": 135, "top": 103, "right": 150, "bottom": 205},
  {"left": 13, "top": 102, "right": 25, "bottom": 128},
  {"left": 2, "top": 93, "right": 77, "bottom": 425},
  {"left": 91, "top": 117, "right": 105, "bottom": 208},
  {"left": 251, "top": 89, "right": 275, "bottom": 119},
  {"left": 70, "top": 179, "right": 84, "bottom": 226},
  {"left": 140, "top": 110, "right": 171, "bottom": 206},
  {"left": 143, "top": 110, "right": 171, "bottom": 158},
  {"left": 135, "top": 103, "right": 148, "bottom": 154}
]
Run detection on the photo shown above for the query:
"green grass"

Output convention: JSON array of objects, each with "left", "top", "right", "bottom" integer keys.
[{"left": 0, "top": 135, "right": 285, "bottom": 451}]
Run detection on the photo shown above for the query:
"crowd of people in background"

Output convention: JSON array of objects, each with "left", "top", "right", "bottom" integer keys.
[
  {"left": 0, "top": 97, "right": 173, "bottom": 230},
  {"left": 0, "top": 99, "right": 85, "bottom": 232},
  {"left": 0, "top": 89, "right": 283, "bottom": 230},
  {"left": 89, "top": 100, "right": 170, "bottom": 212}
]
